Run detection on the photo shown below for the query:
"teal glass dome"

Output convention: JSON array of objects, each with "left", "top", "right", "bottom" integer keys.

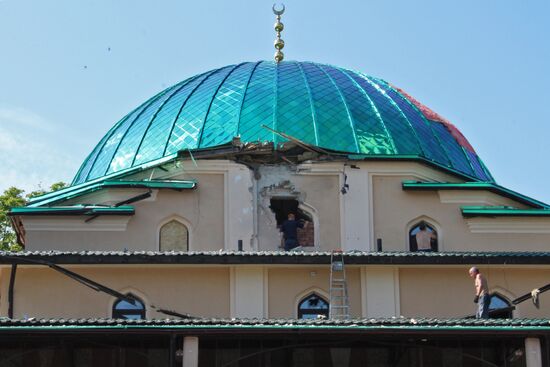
[{"left": 73, "top": 61, "right": 493, "bottom": 185}]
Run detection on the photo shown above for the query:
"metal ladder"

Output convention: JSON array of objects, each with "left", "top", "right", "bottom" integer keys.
[{"left": 329, "top": 250, "right": 350, "bottom": 319}]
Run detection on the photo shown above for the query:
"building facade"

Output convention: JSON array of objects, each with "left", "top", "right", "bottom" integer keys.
[{"left": 3, "top": 61, "right": 550, "bottom": 366}]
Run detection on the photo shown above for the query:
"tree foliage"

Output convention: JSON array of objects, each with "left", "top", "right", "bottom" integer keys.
[
  {"left": 0, "top": 182, "right": 67, "bottom": 251},
  {"left": 0, "top": 187, "right": 26, "bottom": 251}
]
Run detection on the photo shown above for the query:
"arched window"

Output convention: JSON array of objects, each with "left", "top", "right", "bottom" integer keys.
[
  {"left": 409, "top": 221, "right": 438, "bottom": 252},
  {"left": 112, "top": 294, "right": 146, "bottom": 320},
  {"left": 298, "top": 293, "right": 329, "bottom": 319},
  {"left": 160, "top": 219, "right": 189, "bottom": 251},
  {"left": 489, "top": 293, "right": 513, "bottom": 319}
]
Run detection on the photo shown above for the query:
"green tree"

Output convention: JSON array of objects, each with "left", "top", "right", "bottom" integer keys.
[
  {"left": 0, "top": 187, "right": 26, "bottom": 251},
  {"left": 27, "top": 181, "right": 67, "bottom": 199},
  {"left": 0, "top": 182, "right": 68, "bottom": 251}
]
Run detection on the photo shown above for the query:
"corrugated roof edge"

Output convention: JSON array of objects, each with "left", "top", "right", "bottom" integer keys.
[
  {"left": 27, "top": 177, "right": 195, "bottom": 210},
  {"left": 0, "top": 317, "right": 550, "bottom": 330},
  {"left": 402, "top": 181, "right": 549, "bottom": 209},
  {"left": 0, "top": 317, "right": 548, "bottom": 333},
  {"left": 2, "top": 250, "right": 550, "bottom": 265}
]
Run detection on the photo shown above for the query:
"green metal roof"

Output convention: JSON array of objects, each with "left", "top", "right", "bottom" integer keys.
[
  {"left": 9, "top": 206, "right": 135, "bottom": 216},
  {"left": 27, "top": 179, "right": 196, "bottom": 207},
  {"left": 402, "top": 180, "right": 549, "bottom": 209},
  {"left": 0, "top": 317, "right": 548, "bottom": 333},
  {"left": 462, "top": 206, "right": 550, "bottom": 217},
  {"left": 0, "top": 317, "right": 550, "bottom": 330},
  {"left": 73, "top": 61, "right": 493, "bottom": 185}
]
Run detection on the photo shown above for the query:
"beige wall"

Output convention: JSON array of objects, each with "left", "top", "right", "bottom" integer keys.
[
  {"left": 372, "top": 175, "right": 550, "bottom": 252},
  {"left": 267, "top": 267, "right": 361, "bottom": 318},
  {"left": 20, "top": 159, "right": 550, "bottom": 253},
  {"left": 25, "top": 173, "right": 225, "bottom": 252},
  {"left": 0, "top": 266, "right": 230, "bottom": 319},
  {"left": 2, "top": 264, "right": 550, "bottom": 320},
  {"left": 399, "top": 267, "right": 550, "bottom": 318}
]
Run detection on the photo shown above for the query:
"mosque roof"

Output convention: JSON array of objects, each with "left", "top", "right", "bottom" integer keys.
[
  {"left": 73, "top": 61, "right": 493, "bottom": 185},
  {"left": 3, "top": 250, "right": 550, "bottom": 265},
  {"left": 1, "top": 317, "right": 549, "bottom": 333}
]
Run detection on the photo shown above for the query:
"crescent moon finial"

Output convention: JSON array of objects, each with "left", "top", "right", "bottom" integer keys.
[
  {"left": 272, "top": 3, "right": 285, "bottom": 63},
  {"left": 272, "top": 3, "right": 285, "bottom": 16}
]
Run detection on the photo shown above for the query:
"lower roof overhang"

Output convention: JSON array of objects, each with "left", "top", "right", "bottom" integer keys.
[
  {"left": 8, "top": 205, "right": 135, "bottom": 216},
  {"left": 27, "top": 178, "right": 197, "bottom": 207},
  {"left": 402, "top": 181, "right": 549, "bottom": 209},
  {"left": 1, "top": 250, "right": 550, "bottom": 266},
  {"left": 0, "top": 318, "right": 549, "bottom": 337}
]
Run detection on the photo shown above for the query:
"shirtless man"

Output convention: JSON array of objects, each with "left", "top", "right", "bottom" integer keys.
[{"left": 469, "top": 267, "right": 490, "bottom": 318}]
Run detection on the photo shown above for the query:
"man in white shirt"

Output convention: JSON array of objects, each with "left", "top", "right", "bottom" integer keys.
[{"left": 415, "top": 223, "right": 436, "bottom": 251}]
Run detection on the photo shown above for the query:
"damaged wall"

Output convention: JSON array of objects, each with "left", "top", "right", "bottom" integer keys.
[{"left": 256, "top": 164, "right": 341, "bottom": 251}]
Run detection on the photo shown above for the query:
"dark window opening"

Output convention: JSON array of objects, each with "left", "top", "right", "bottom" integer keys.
[
  {"left": 489, "top": 293, "right": 514, "bottom": 319},
  {"left": 270, "top": 198, "right": 314, "bottom": 247},
  {"left": 298, "top": 293, "right": 329, "bottom": 319},
  {"left": 112, "top": 294, "right": 146, "bottom": 320},
  {"left": 409, "top": 222, "right": 438, "bottom": 252}
]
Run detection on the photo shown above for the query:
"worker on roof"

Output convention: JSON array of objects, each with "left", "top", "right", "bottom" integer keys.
[{"left": 469, "top": 267, "right": 490, "bottom": 318}]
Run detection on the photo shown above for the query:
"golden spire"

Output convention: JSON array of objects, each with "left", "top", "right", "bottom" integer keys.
[{"left": 272, "top": 3, "right": 285, "bottom": 63}]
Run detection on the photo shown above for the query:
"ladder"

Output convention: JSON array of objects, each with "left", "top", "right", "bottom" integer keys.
[{"left": 329, "top": 250, "right": 350, "bottom": 319}]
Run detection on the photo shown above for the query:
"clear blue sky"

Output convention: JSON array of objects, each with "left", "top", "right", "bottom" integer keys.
[{"left": 1, "top": 0, "right": 549, "bottom": 203}]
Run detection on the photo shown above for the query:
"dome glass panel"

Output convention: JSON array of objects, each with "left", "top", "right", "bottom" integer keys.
[{"left": 73, "top": 61, "right": 493, "bottom": 185}]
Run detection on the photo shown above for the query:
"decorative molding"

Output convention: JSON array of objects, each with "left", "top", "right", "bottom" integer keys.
[
  {"left": 360, "top": 267, "right": 367, "bottom": 317},
  {"left": 229, "top": 266, "right": 236, "bottom": 318},
  {"left": 438, "top": 191, "right": 511, "bottom": 206},
  {"left": 263, "top": 268, "right": 269, "bottom": 318},
  {"left": 22, "top": 217, "right": 132, "bottom": 232},
  {"left": 466, "top": 218, "right": 550, "bottom": 233},
  {"left": 393, "top": 268, "right": 401, "bottom": 317}
]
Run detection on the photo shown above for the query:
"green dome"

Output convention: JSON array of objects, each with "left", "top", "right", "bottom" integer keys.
[{"left": 73, "top": 61, "right": 493, "bottom": 185}]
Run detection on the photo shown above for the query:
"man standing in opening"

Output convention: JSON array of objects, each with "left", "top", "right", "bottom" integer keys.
[
  {"left": 415, "top": 223, "right": 436, "bottom": 251},
  {"left": 280, "top": 213, "right": 307, "bottom": 251},
  {"left": 469, "top": 267, "right": 490, "bottom": 318}
]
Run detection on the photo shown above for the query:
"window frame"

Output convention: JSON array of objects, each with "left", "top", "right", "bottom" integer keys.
[
  {"left": 112, "top": 294, "right": 146, "bottom": 320},
  {"left": 408, "top": 221, "right": 439, "bottom": 252},
  {"left": 297, "top": 293, "right": 329, "bottom": 319},
  {"left": 488, "top": 293, "right": 514, "bottom": 319},
  {"left": 158, "top": 217, "right": 190, "bottom": 251}
]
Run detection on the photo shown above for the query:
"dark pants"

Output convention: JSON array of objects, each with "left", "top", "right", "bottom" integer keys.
[
  {"left": 284, "top": 238, "right": 298, "bottom": 251},
  {"left": 476, "top": 294, "right": 490, "bottom": 319}
]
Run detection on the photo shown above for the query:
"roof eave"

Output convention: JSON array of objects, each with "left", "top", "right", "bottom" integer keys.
[{"left": 402, "top": 181, "right": 549, "bottom": 209}]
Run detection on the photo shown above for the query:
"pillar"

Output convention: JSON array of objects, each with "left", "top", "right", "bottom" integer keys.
[
  {"left": 525, "top": 337, "right": 542, "bottom": 367},
  {"left": 183, "top": 336, "right": 199, "bottom": 367}
]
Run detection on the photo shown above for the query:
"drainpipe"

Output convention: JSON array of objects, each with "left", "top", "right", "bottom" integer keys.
[
  {"left": 8, "top": 264, "right": 17, "bottom": 318},
  {"left": 251, "top": 168, "right": 260, "bottom": 250}
]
